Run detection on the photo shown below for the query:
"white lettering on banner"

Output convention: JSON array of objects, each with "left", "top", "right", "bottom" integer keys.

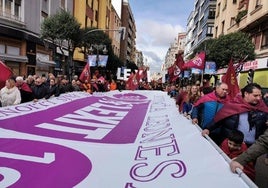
[
  {"left": 0, "top": 92, "right": 89, "bottom": 119},
  {"left": 0, "top": 167, "right": 20, "bottom": 188},
  {"left": 127, "top": 95, "right": 186, "bottom": 185},
  {"left": 35, "top": 97, "right": 132, "bottom": 140},
  {"left": 0, "top": 152, "right": 55, "bottom": 164},
  {"left": 36, "top": 123, "right": 111, "bottom": 139},
  {"left": 95, "top": 100, "right": 133, "bottom": 109},
  {"left": 56, "top": 106, "right": 128, "bottom": 127},
  {"left": 0, "top": 100, "right": 57, "bottom": 118}
]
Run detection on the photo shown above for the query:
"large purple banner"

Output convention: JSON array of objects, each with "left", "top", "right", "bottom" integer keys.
[{"left": 0, "top": 91, "right": 252, "bottom": 187}]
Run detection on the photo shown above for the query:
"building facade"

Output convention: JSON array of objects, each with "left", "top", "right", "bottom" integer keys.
[
  {"left": 164, "top": 33, "right": 186, "bottom": 72},
  {"left": 120, "top": 0, "right": 136, "bottom": 66},
  {"left": 214, "top": 0, "right": 268, "bottom": 88},
  {"left": 184, "top": 0, "right": 216, "bottom": 60},
  {"left": 0, "top": 0, "right": 73, "bottom": 77}
]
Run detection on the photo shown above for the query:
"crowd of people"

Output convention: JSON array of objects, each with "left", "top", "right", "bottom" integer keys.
[
  {"left": 1, "top": 72, "right": 268, "bottom": 186},
  {"left": 0, "top": 72, "right": 167, "bottom": 107},
  {"left": 169, "top": 80, "right": 268, "bottom": 187}
]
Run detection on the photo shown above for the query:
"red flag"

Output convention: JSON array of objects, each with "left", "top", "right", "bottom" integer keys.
[
  {"left": 136, "top": 68, "right": 144, "bottom": 83},
  {"left": 126, "top": 72, "right": 138, "bottom": 90},
  {"left": 222, "top": 59, "right": 240, "bottom": 99},
  {"left": 0, "top": 60, "right": 13, "bottom": 89},
  {"left": 174, "top": 52, "right": 184, "bottom": 71},
  {"left": 79, "top": 63, "right": 91, "bottom": 83},
  {"left": 183, "top": 51, "right": 206, "bottom": 70}
]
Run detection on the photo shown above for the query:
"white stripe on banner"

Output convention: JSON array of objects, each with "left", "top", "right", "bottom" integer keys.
[{"left": 0, "top": 91, "right": 255, "bottom": 188}]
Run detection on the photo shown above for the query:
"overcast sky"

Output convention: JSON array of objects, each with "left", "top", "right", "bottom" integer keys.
[{"left": 112, "top": 0, "right": 195, "bottom": 74}]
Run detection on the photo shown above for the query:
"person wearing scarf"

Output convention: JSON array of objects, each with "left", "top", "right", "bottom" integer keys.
[
  {"left": 191, "top": 82, "right": 230, "bottom": 126},
  {"left": 202, "top": 83, "right": 268, "bottom": 147},
  {"left": 16, "top": 76, "right": 34, "bottom": 103}
]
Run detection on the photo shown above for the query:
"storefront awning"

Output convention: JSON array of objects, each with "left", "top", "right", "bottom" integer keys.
[
  {"left": 36, "top": 58, "right": 56, "bottom": 66},
  {"left": 0, "top": 53, "right": 28, "bottom": 62}
]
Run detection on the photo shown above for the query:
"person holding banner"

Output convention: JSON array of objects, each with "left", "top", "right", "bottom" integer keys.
[
  {"left": 182, "top": 84, "right": 200, "bottom": 117},
  {"left": 221, "top": 130, "right": 255, "bottom": 180},
  {"left": 191, "top": 82, "right": 230, "bottom": 144},
  {"left": 202, "top": 83, "right": 268, "bottom": 147},
  {"left": 230, "top": 128, "right": 268, "bottom": 187}
]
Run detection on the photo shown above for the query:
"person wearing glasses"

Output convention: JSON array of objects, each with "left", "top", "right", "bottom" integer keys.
[{"left": 202, "top": 83, "right": 268, "bottom": 147}]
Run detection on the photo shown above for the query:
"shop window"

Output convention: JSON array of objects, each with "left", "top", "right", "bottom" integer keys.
[
  {"left": 0, "top": 44, "right": 5, "bottom": 53},
  {"left": 6, "top": 46, "right": 20, "bottom": 55}
]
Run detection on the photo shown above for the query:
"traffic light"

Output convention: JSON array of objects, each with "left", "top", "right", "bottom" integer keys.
[
  {"left": 119, "top": 27, "right": 126, "bottom": 40},
  {"left": 247, "top": 69, "right": 254, "bottom": 84}
]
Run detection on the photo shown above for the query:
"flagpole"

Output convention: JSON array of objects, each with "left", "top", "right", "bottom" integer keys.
[{"left": 200, "top": 69, "right": 204, "bottom": 87}]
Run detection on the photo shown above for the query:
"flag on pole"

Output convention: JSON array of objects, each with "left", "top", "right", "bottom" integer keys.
[
  {"left": 175, "top": 51, "right": 185, "bottom": 71},
  {"left": 79, "top": 62, "right": 91, "bottom": 83},
  {"left": 126, "top": 72, "right": 138, "bottom": 90},
  {"left": 221, "top": 59, "right": 240, "bottom": 99},
  {"left": 183, "top": 51, "right": 206, "bottom": 70},
  {"left": 0, "top": 60, "right": 13, "bottom": 89},
  {"left": 167, "top": 66, "right": 174, "bottom": 82},
  {"left": 172, "top": 52, "right": 185, "bottom": 81}
]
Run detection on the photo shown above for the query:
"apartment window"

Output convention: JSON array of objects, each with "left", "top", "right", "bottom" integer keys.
[
  {"left": 14, "top": 0, "right": 21, "bottom": 17},
  {"left": 5, "top": 0, "right": 12, "bottom": 15},
  {"left": 252, "top": 33, "right": 261, "bottom": 50},
  {"left": 2, "top": 0, "right": 22, "bottom": 21},
  {"left": 233, "top": 0, "right": 237, "bottom": 3},
  {"left": 199, "top": 17, "right": 204, "bottom": 27},
  {"left": 41, "top": 11, "right": 48, "bottom": 22},
  {"left": 207, "top": 25, "right": 213, "bottom": 36},
  {"left": 230, "top": 17, "right": 236, "bottom": 26},
  {"left": 95, "top": 10, "right": 98, "bottom": 21},
  {"left": 208, "top": 8, "right": 216, "bottom": 19},
  {"left": 60, "top": 0, "right": 65, "bottom": 9},
  {"left": 42, "top": 0, "right": 48, "bottom": 13},
  {"left": 255, "top": 0, "right": 261, "bottom": 8},
  {"left": 221, "top": 21, "right": 225, "bottom": 35},
  {"left": 216, "top": 3, "right": 221, "bottom": 17},
  {"left": 223, "top": 0, "right": 227, "bottom": 10},
  {"left": 261, "top": 29, "right": 268, "bottom": 49}
]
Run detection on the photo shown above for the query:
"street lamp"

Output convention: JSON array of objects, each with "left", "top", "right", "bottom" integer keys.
[{"left": 89, "top": 44, "right": 108, "bottom": 67}]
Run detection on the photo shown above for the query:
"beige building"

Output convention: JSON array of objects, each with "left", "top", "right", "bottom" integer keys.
[
  {"left": 109, "top": 5, "right": 122, "bottom": 57},
  {"left": 214, "top": 0, "right": 268, "bottom": 87},
  {"left": 214, "top": 0, "right": 268, "bottom": 59},
  {"left": 73, "top": 0, "right": 112, "bottom": 64},
  {"left": 164, "top": 32, "right": 186, "bottom": 71}
]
